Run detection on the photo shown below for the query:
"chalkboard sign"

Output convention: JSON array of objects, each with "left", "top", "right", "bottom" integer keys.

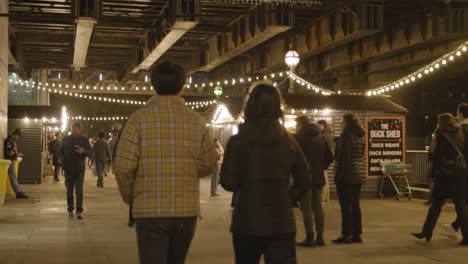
[{"left": 366, "top": 117, "right": 405, "bottom": 176}]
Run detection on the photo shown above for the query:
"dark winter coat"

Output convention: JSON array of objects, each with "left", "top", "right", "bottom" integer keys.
[
  {"left": 432, "top": 129, "right": 466, "bottom": 200},
  {"left": 220, "top": 119, "right": 311, "bottom": 236},
  {"left": 334, "top": 122, "right": 366, "bottom": 185},
  {"left": 295, "top": 123, "right": 333, "bottom": 188},
  {"left": 48, "top": 139, "right": 61, "bottom": 165},
  {"left": 93, "top": 138, "right": 111, "bottom": 164},
  {"left": 463, "top": 123, "right": 468, "bottom": 198},
  {"left": 58, "top": 135, "right": 93, "bottom": 175}
]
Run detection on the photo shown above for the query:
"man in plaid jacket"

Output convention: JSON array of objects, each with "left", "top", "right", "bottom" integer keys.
[{"left": 113, "top": 61, "right": 218, "bottom": 264}]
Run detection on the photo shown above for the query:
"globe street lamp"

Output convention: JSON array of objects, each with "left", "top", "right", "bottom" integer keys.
[{"left": 285, "top": 50, "right": 300, "bottom": 94}]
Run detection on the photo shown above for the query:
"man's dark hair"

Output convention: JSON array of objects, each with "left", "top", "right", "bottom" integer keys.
[
  {"left": 151, "top": 61, "right": 186, "bottom": 95},
  {"left": 98, "top": 131, "right": 105, "bottom": 139},
  {"left": 458, "top": 103, "right": 468, "bottom": 119},
  {"left": 72, "top": 122, "right": 82, "bottom": 131}
]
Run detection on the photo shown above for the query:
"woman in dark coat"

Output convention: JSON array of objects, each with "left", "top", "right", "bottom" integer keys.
[
  {"left": 332, "top": 114, "right": 366, "bottom": 244},
  {"left": 412, "top": 113, "right": 468, "bottom": 245},
  {"left": 220, "top": 83, "right": 311, "bottom": 264}
]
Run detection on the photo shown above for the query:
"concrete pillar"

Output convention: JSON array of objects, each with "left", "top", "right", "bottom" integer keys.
[
  {"left": 0, "top": 0, "right": 8, "bottom": 157},
  {"left": 37, "top": 69, "right": 50, "bottom": 105}
]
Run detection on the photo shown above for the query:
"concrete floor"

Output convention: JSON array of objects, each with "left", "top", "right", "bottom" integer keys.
[{"left": 0, "top": 170, "right": 467, "bottom": 264}]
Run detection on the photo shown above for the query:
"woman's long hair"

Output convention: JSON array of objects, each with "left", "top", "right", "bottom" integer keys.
[
  {"left": 242, "top": 83, "right": 284, "bottom": 123},
  {"left": 438, "top": 113, "right": 464, "bottom": 145}
]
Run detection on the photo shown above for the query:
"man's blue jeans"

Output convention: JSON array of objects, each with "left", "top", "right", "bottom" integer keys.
[
  {"left": 65, "top": 171, "right": 85, "bottom": 213},
  {"left": 8, "top": 162, "right": 22, "bottom": 193}
]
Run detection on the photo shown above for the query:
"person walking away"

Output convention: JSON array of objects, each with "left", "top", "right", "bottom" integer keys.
[
  {"left": 4, "top": 129, "right": 29, "bottom": 199},
  {"left": 220, "top": 83, "right": 311, "bottom": 264},
  {"left": 58, "top": 123, "right": 93, "bottom": 219},
  {"left": 108, "top": 132, "right": 119, "bottom": 156},
  {"left": 332, "top": 114, "right": 366, "bottom": 244},
  {"left": 412, "top": 113, "right": 468, "bottom": 245},
  {"left": 48, "top": 132, "right": 63, "bottom": 182},
  {"left": 113, "top": 61, "right": 218, "bottom": 264},
  {"left": 93, "top": 131, "right": 111, "bottom": 188},
  {"left": 317, "top": 120, "right": 334, "bottom": 204},
  {"left": 295, "top": 116, "right": 333, "bottom": 247},
  {"left": 211, "top": 139, "right": 224, "bottom": 197},
  {"left": 443, "top": 103, "right": 468, "bottom": 236}
]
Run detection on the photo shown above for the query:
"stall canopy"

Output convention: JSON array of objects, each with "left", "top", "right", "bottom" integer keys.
[{"left": 283, "top": 95, "right": 408, "bottom": 113}]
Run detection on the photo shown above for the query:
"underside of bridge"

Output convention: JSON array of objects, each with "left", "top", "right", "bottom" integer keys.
[{"left": 5, "top": 0, "right": 468, "bottom": 141}]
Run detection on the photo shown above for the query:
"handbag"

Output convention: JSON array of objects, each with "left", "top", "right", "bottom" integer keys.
[{"left": 440, "top": 132, "right": 466, "bottom": 171}]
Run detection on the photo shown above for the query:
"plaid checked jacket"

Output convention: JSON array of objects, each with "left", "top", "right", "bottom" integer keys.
[{"left": 113, "top": 96, "right": 218, "bottom": 218}]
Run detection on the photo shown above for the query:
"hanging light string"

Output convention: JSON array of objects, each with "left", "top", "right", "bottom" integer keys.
[
  {"left": 186, "top": 100, "right": 217, "bottom": 109},
  {"left": 70, "top": 116, "right": 129, "bottom": 121},
  {"left": 366, "top": 40, "right": 468, "bottom": 96},
  {"left": 8, "top": 80, "right": 148, "bottom": 105},
  {"left": 9, "top": 79, "right": 220, "bottom": 108},
  {"left": 184, "top": 71, "right": 289, "bottom": 90},
  {"left": 185, "top": 70, "right": 335, "bottom": 95},
  {"left": 8, "top": 79, "right": 153, "bottom": 92},
  {"left": 287, "top": 72, "right": 334, "bottom": 95}
]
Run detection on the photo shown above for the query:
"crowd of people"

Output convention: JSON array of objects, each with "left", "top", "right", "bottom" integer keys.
[{"left": 3, "top": 60, "right": 467, "bottom": 264}]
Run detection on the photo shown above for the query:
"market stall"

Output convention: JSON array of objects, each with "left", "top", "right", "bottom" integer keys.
[
  {"left": 283, "top": 94, "right": 408, "bottom": 197},
  {"left": 7, "top": 105, "right": 63, "bottom": 184}
]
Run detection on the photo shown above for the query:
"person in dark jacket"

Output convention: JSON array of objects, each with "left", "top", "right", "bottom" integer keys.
[
  {"left": 93, "top": 131, "right": 111, "bottom": 188},
  {"left": 220, "top": 83, "right": 311, "bottom": 264},
  {"left": 332, "top": 114, "right": 366, "bottom": 244},
  {"left": 413, "top": 113, "right": 468, "bottom": 245},
  {"left": 48, "top": 132, "right": 63, "bottom": 182},
  {"left": 295, "top": 116, "right": 333, "bottom": 247},
  {"left": 317, "top": 120, "right": 334, "bottom": 204},
  {"left": 3, "top": 129, "right": 29, "bottom": 199},
  {"left": 58, "top": 123, "right": 94, "bottom": 219}
]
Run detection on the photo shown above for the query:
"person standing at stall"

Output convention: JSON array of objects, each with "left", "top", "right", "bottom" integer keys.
[
  {"left": 211, "top": 139, "right": 224, "bottom": 197},
  {"left": 4, "top": 129, "right": 29, "bottom": 199},
  {"left": 58, "top": 123, "right": 94, "bottom": 219},
  {"left": 295, "top": 116, "right": 333, "bottom": 248},
  {"left": 412, "top": 113, "right": 468, "bottom": 245},
  {"left": 443, "top": 103, "right": 468, "bottom": 236},
  {"left": 48, "top": 132, "right": 63, "bottom": 182},
  {"left": 317, "top": 120, "right": 334, "bottom": 204},
  {"left": 332, "top": 114, "right": 366, "bottom": 244},
  {"left": 113, "top": 61, "right": 218, "bottom": 264},
  {"left": 93, "top": 131, "right": 111, "bottom": 188},
  {"left": 220, "top": 83, "right": 311, "bottom": 264}
]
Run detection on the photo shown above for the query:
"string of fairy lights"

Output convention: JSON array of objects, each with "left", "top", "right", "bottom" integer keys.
[
  {"left": 366, "top": 40, "right": 468, "bottom": 96},
  {"left": 70, "top": 116, "right": 128, "bottom": 121},
  {"left": 185, "top": 70, "right": 335, "bottom": 95},
  {"left": 9, "top": 78, "right": 219, "bottom": 109}
]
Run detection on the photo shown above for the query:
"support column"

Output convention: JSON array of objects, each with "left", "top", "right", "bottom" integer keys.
[
  {"left": 37, "top": 69, "right": 50, "bottom": 105},
  {"left": 0, "top": 1, "right": 9, "bottom": 158}
]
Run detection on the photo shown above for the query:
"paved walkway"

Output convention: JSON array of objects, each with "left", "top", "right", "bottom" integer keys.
[{"left": 0, "top": 170, "right": 467, "bottom": 264}]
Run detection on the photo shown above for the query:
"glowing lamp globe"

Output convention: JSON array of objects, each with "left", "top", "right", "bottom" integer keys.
[
  {"left": 285, "top": 50, "right": 300, "bottom": 68},
  {"left": 214, "top": 85, "right": 223, "bottom": 97}
]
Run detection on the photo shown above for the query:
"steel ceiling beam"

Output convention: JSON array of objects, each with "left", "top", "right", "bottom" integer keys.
[
  {"left": 132, "top": 21, "right": 198, "bottom": 73},
  {"left": 72, "top": 18, "right": 96, "bottom": 71}
]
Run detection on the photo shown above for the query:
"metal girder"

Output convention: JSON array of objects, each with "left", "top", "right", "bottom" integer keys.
[
  {"left": 132, "top": 21, "right": 198, "bottom": 73},
  {"left": 195, "top": 5, "right": 293, "bottom": 72},
  {"left": 72, "top": 17, "right": 96, "bottom": 71}
]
